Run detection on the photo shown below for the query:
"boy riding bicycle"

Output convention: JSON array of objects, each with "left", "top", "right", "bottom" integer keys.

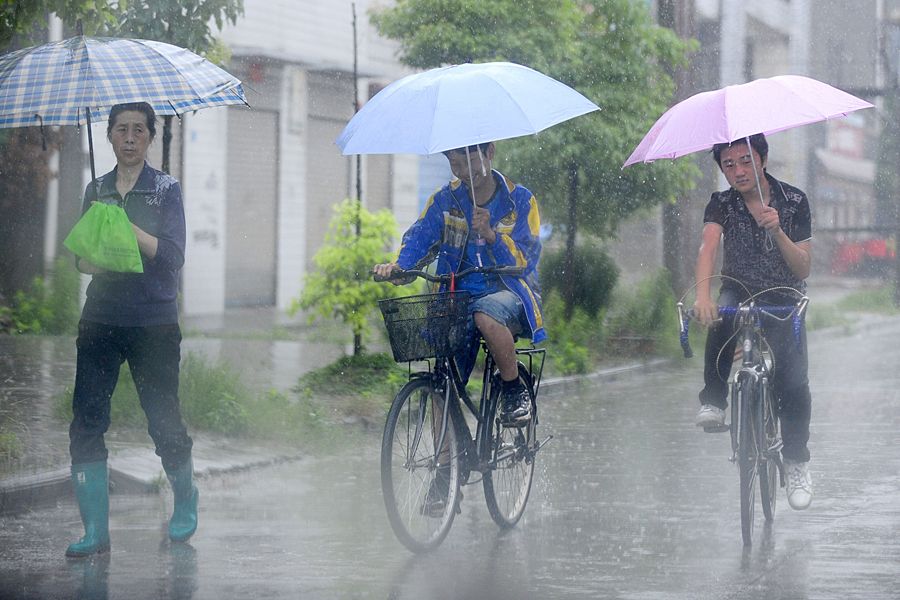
[
  {"left": 373, "top": 141, "right": 546, "bottom": 426},
  {"left": 693, "top": 133, "right": 814, "bottom": 511}
]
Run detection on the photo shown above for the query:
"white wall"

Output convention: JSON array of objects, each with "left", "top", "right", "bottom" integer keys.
[
  {"left": 219, "top": 0, "right": 410, "bottom": 80},
  {"left": 277, "top": 66, "right": 309, "bottom": 310},
  {"left": 181, "top": 109, "right": 228, "bottom": 316}
]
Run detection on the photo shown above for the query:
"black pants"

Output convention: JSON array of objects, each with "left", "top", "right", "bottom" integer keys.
[
  {"left": 69, "top": 321, "right": 193, "bottom": 471},
  {"left": 699, "top": 288, "right": 812, "bottom": 463}
]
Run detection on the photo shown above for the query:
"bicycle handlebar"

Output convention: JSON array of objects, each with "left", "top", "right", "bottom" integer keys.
[
  {"left": 676, "top": 298, "right": 809, "bottom": 359},
  {"left": 372, "top": 264, "right": 525, "bottom": 284}
]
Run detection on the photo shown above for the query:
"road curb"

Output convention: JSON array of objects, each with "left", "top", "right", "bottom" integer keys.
[
  {"left": 0, "top": 450, "right": 306, "bottom": 517},
  {"left": 540, "top": 358, "right": 671, "bottom": 396}
]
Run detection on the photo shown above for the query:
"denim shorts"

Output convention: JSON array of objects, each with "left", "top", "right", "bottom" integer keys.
[{"left": 469, "top": 289, "right": 527, "bottom": 337}]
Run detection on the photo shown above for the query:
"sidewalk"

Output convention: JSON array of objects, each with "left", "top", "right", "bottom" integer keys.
[{"left": 0, "top": 274, "right": 883, "bottom": 515}]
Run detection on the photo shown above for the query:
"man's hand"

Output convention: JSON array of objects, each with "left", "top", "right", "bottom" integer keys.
[
  {"left": 755, "top": 206, "right": 781, "bottom": 233},
  {"left": 472, "top": 207, "right": 496, "bottom": 243},
  {"left": 693, "top": 296, "right": 719, "bottom": 327}
]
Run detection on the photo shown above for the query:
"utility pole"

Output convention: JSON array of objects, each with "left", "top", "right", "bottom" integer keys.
[{"left": 352, "top": 2, "right": 362, "bottom": 238}]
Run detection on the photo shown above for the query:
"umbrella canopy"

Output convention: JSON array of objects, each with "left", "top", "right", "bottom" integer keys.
[
  {"left": 336, "top": 61, "right": 599, "bottom": 156},
  {"left": 623, "top": 75, "right": 873, "bottom": 168},
  {"left": 0, "top": 35, "right": 246, "bottom": 128}
]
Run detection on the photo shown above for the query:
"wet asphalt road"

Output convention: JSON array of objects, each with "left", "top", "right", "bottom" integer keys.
[{"left": 1, "top": 316, "right": 899, "bottom": 599}]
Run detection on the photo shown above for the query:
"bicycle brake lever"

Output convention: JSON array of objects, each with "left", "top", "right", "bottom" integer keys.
[{"left": 676, "top": 303, "right": 693, "bottom": 358}]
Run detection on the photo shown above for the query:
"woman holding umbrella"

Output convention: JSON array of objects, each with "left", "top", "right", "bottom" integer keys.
[{"left": 66, "top": 102, "right": 197, "bottom": 557}]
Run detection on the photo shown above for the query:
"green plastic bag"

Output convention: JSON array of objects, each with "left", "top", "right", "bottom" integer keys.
[{"left": 63, "top": 201, "right": 144, "bottom": 273}]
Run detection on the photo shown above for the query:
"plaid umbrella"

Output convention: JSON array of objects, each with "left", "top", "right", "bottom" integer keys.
[
  {"left": 0, "top": 36, "right": 246, "bottom": 125},
  {"left": 0, "top": 35, "right": 248, "bottom": 179}
]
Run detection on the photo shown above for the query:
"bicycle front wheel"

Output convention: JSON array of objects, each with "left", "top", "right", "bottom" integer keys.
[
  {"left": 381, "top": 378, "right": 460, "bottom": 552},
  {"left": 736, "top": 375, "right": 758, "bottom": 546},
  {"left": 758, "top": 379, "right": 779, "bottom": 522},
  {"left": 483, "top": 365, "right": 536, "bottom": 528}
]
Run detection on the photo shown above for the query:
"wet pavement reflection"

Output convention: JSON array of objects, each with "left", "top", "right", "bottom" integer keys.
[{"left": 1, "top": 316, "right": 899, "bottom": 598}]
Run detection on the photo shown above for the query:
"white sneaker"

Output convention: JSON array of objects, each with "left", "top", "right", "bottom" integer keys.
[
  {"left": 784, "top": 460, "right": 813, "bottom": 510},
  {"left": 695, "top": 404, "right": 726, "bottom": 428}
]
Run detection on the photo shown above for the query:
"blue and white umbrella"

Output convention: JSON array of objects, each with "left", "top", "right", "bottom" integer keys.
[
  {"left": 0, "top": 35, "right": 248, "bottom": 179},
  {"left": 336, "top": 61, "right": 599, "bottom": 156}
]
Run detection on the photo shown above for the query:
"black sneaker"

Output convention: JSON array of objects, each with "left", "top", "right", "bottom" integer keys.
[{"left": 500, "top": 381, "right": 532, "bottom": 427}]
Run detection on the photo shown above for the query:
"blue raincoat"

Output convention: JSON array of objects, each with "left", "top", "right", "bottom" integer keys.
[{"left": 396, "top": 169, "right": 546, "bottom": 344}]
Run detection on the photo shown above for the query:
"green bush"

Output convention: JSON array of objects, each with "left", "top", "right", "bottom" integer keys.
[
  {"left": 836, "top": 285, "right": 900, "bottom": 314},
  {"left": 539, "top": 243, "right": 619, "bottom": 318},
  {"left": 0, "top": 431, "right": 23, "bottom": 461},
  {"left": 179, "top": 353, "right": 251, "bottom": 435},
  {"left": 542, "top": 290, "right": 604, "bottom": 375},
  {"left": 606, "top": 269, "right": 680, "bottom": 355},
  {"left": 294, "top": 352, "right": 409, "bottom": 423},
  {"left": 1, "top": 256, "right": 80, "bottom": 335}
]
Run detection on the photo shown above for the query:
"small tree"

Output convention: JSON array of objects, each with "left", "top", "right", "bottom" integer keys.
[
  {"left": 371, "top": 0, "right": 698, "bottom": 318},
  {"left": 290, "top": 199, "right": 403, "bottom": 356}
]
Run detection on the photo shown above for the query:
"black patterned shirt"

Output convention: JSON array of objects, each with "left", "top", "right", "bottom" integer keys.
[{"left": 703, "top": 172, "right": 811, "bottom": 297}]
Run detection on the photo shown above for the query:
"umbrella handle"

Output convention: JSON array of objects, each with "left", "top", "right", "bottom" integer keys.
[
  {"left": 464, "top": 148, "right": 487, "bottom": 266},
  {"left": 84, "top": 106, "right": 99, "bottom": 198},
  {"left": 746, "top": 136, "right": 776, "bottom": 252}
]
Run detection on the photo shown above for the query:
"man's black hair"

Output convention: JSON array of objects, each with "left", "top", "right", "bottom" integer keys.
[
  {"left": 712, "top": 133, "right": 768, "bottom": 167},
  {"left": 107, "top": 102, "right": 157, "bottom": 140},
  {"left": 442, "top": 142, "right": 492, "bottom": 156}
]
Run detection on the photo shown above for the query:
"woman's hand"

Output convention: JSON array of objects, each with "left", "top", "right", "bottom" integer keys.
[
  {"left": 131, "top": 223, "right": 158, "bottom": 259},
  {"left": 76, "top": 257, "right": 105, "bottom": 275}
]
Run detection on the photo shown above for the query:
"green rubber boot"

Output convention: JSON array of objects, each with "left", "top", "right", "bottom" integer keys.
[
  {"left": 66, "top": 461, "right": 110, "bottom": 558},
  {"left": 165, "top": 458, "right": 198, "bottom": 542}
]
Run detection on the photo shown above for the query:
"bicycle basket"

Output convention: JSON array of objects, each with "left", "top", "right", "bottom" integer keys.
[{"left": 378, "top": 291, "right": 472, "bottom": 362}]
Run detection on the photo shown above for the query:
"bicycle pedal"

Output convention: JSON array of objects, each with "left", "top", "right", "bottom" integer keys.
[{"left": 703, "top": 424, "right": 730, "bottom": 434}]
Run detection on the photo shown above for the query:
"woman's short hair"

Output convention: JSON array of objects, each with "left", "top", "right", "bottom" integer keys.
[
  {"left": 107, "top": 102, "right": 157, "bottom": 140},
  {"left": 712, "top": 133, "right": 768, "bottom": 167}
]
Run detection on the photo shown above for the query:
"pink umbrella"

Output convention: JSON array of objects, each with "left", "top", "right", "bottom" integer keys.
[{"left": 622, "top": 75, "right": 874, "bottom": 168}]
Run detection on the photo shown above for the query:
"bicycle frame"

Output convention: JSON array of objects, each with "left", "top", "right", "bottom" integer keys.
[
  {"left": 412, "top": 338, "right": 546, "bottom": 479},
  {"left": 728, "top": 305, "right": 777, "bottom": 463}
]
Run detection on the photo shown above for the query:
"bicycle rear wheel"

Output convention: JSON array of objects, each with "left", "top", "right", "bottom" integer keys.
[
  {"left": 737, "top": 375, "right": 758, "bottom": 546},
  {"left": 758, "top": 379, "right": 779, "bottom": 522},
  {"left": 483, "top": 364, "right": 536, "bottom": 528},
  {"left": 381, "top": 378, "right": 460, "bottom": 552}
]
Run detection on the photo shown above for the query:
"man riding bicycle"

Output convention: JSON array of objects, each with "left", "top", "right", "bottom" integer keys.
[
  {"left": 693, "top": 133, "right": 814, "bottom": 511},
  {"left": 373, "top": 141, "right": 545, "bottom": 427}
]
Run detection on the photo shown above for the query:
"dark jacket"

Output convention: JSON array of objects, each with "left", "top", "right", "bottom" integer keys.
[{"left": 79, "top": 162, "right": 185, "bottom": 326}]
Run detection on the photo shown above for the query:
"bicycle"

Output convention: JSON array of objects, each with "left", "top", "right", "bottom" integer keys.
[
  {"left": 374, "top": 265, "right": 550, "bottom": 552},
  {"left": 677, "top": 281, "right": 808, "bottom": 546}
]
